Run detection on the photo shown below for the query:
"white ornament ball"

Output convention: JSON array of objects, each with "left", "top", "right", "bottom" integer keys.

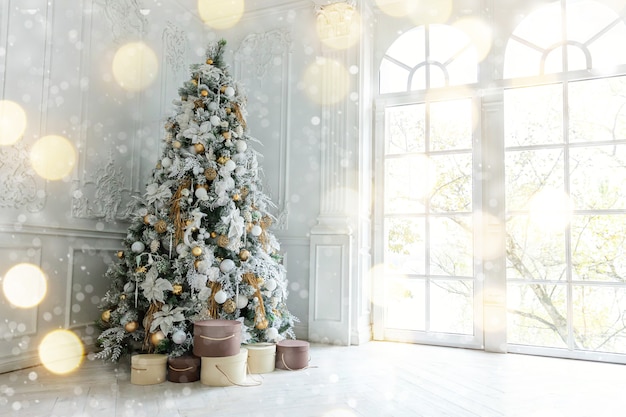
[
  {"left": 176, "top": 243, "right": 188, "bottom": 255},
  {"left": 131, "top": 241, "right": 145, "bottom": 253},
  {"left": 123, "top": 282, "right": 135, "bottom": 293},
  {"left": 266, "top": 327, "right": 279, "bottom": 341},
  {"left": 234, "top": 166, "right": 246, "bottom": 176},
  {"left": 265, "top": 279, "right": 277, "bottom": 292},
  {"left": 235, "top": 125, "right": 243, "bottom": 136},
  {"left": 251, "top": 225, "right": 263, "bottom": 237},
  {"left": 224, "top": 86, "right": 235, "bottom": 97},
  {"left": 220, "top": 259, "right": 235, "bottom": 273},
  {"left": 224, "top": 159, "right": 236, "bottom": 172},
  {"left": 161, "top": 157, "right": 172, "bottom": 168},
  {"left": 214, "top": 290, "right": 228, "bottom": 304},
  {"left": 208, "top": 102, "right": 218, "bottom": 111},
  {"left": 235, "top": 140, "right": 247, "bottom": 153},
  {"left": 172, "top": 330, "right": 186, "bottom": 344},
  {"left": 195, "top": 187, "right": 209, "bottom": 201},
  {"left": 235, "top": 295, "right": 248, "bottom": 309},
  {"left": 210, "top": 115, "right": 221, "bottom": 126}
]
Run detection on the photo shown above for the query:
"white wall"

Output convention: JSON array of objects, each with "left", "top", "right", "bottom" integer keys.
[{"left": 0, "top": 0, "right": 357, "bottom": 372}]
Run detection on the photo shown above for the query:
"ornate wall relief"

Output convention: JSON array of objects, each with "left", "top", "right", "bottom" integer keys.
[
  {"left": 235, "top": 29, "right": 292, "bottom": 230},
  {"left": 0, "top": 144, "right": 45, "bottom": 212},
  {"left": 162, "top": 21, "right": 186, "bottom": 74},
  {"left": 98, "top": 0, "right": 148, "bottom": 43}
]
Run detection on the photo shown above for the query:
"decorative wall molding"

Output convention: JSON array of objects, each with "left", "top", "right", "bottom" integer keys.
[
  {"left": 0, "top": 144, "right": 45, "bottom": 212},
  {"left": 72, "top": 154, "right": 135, "bottom": 222},
  {"left": 162, "top": 21, "right": 186, "bottom": 74},
  {"left": 98, "top": 0, "right": 148, "bottom": 43},
  {"left": 235, "top": 29, "right": 292, "bottom": 230}
]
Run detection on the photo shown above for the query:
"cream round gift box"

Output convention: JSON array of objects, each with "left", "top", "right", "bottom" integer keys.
[
  {"left": 130, "top": 354, "right": 168, "bottom": 385},
  {"left": 275, "top": 340, "right": 310, "bottom": 371},
  {"left": 193, "top": 319, "right": 241, "bottom": 357},
  {"left": 245, "top": 343, "right": 276, "bottom": 374},
  {"left": 200, "top": 348, "right": 248, "bottom": 387}
]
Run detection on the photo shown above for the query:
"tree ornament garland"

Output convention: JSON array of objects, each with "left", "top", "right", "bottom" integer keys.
[{"left": 95, "top": 40, "right": 298, "bottom": 361}]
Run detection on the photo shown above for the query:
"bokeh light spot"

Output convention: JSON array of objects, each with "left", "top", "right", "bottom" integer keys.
[
  {"left": 374, "top": 0, "right": 417, "bottom": 17},
  {"left": 408, "top": 0, "right": 452, "bottom": 25},
  {"left": 38, "top": 330, "right": 84, "bottom": 375},
  {"left": 529, "top": 189, "right": 574, "bottom": 232},
  {"left": 2, "top": 263, "right": 47, "bottom": 308},
  {"left": 453, "top": 17, "right": 493, "bottom": 62},
  {"left": 316, "top": 3, "right": 361, "bottom": 50},
  {"left": 303, "top": 57, "right": 350, "bottom": 105},
  {"left": 112, "top": 42, "right": 158, "bottom": 92},
  {"left": 0, "top": 100, "right": 27, "bottom": 145},
  {"left": 197, "top": 0, "right": 244, "bottom": 30},
  {"left": 30, "top": 135, "right": 76, "bottom": 180}
]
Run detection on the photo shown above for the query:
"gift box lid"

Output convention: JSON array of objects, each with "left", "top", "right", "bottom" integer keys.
[
  {"left": 194, "top": 319, "right": 241, "bottom": 331},
  {"left": 245, "top": 342, "right": 276, "bottom": 353},
  {"left": 277, "top": 339, "right": 309, "bottom": 351},
  {"left": 132, "top": 354, "right": 168, "bottom": 366},
  {"left": 168, "top": 354, "right": 201, "bottom": 368}
]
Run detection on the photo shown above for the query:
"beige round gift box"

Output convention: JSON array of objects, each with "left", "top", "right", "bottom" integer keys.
[
  {"left": 200, "top": 347, "right": 248, "bottom": 387},
  {"left": 130, "top": 354, "right": 168, "bottom": 385},
  {"left": 245, "top": 343, "right": 276, "bottom": 374}
]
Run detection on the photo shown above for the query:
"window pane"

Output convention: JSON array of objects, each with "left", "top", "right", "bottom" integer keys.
[
  {"left": 512, "top": 2, "right": 562, "bottom": 50},
  {"left": 588, "top": 24, "right": 626, "bottom": 69},
  {"left": 385, "top": 277, "right": 425, "bottom": 331},
  {"left": 505, "top": 85, "right": 563, "bottom": 147},
  {"left": 572, "top": 286, "right": 626, "bottom": 354},
  {"left": 505, "top": 149, "right": 565, "bottom": 211},
  {"left": 430, "top": 280, "right": 473, "bottom": 334},
  {"left": 430, "top": 154, "right": 472, "bottom": 212},
  {"left": 384, "top": 217, "right": 425, "bottom": 275},
  {"left": 430, "top": 99, "right": 472, "bottom": 151},
  {"left": 430, "top": 216, "right": 473, "bottom": 277},
  {"left": 385, "top": 156, "right": 434, "bottom": 213},
  {"left": 507, "top": 283, "right": 568, "bottom": 348},
  {"left": 385, "top": 26, "right": 425, "bottom": 68},
  {"left": 570, "top": 146, "right": 626, "bottom": 210},
  {"left": 569, "top": 77, "right": 626, "bottom": 143},
  {"left": 379, "top": 58, "right": 410, "bottom": 94},
  {"left": 385, "top": 104, "right": 425, "bottom": 155},
  {"left": 503, "top": 38, "right": 543, "bottom": 78},
  {"left": 506, "top": 214, "right": 567, "bottom": 281},
  {"left": 571, "top": 214, "right": 626, "bottom": 283}
]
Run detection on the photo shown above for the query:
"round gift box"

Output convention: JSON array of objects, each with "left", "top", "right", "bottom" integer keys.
[
  {"left": 193, "top": 319, "right": 241, "bottom": 357},
  {"left": 130, "top": 354, "right": 168, "bottom": 385},
  {"left": 167, "top": 354, "right": 201, "bottom": 383},
  {"left": 245, "top": 343, "right": 276, "bottom": 374},
  {"left": 200, "top": 348, "right": 248, "bottom": 387},
  {"left": 275, "top": 339, "right": 310, "bottom": 370}
]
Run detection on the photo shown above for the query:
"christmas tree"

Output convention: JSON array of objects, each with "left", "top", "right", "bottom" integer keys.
[{"left": 96, "top": 40, "right": 297, "bottom": 361}]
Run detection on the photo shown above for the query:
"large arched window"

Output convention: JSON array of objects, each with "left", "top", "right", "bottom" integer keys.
[
  {"left": 374, "top": 0, "right": 626, "bottom": 363},
  {"left": 503, "top": 0, "right": 626, "bottom": 359},
  {"left": 374, "top": 23, "right": 481, "bottom": 348}
]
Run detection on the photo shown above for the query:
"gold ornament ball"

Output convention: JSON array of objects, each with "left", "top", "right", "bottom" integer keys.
[
  {"left": 200, "top": 89, "right": 209, "bottom": 97},
  {"left": 233, "top": 194, "right": 241, "bottom": 202},
  {"left": 217, "top": 235, "right": 229, "bottom": 248},
  {"left": 217, "top": 156, "right": 228, "bottom": 165},
  {"left": 172, "top": 284, "right": 183, "bottom": 295},
  {"left": 223, "top": 299, "right": 236, "bottom": 314},
  {"left": 256, "top": 276, "right": 265, "bottom": 286},
  {"left": 194, "top": 259, "right": 202, "bottom": 269},
  {"left": 205, "top": 167, "right": 217, "bottom": 181},
  {"left": 124, "top": 321, "right": 138, "bottom": 333},
  {"left": 150, "top": 330, "right": 166, "bottom": 346},
  {"left": 116, "top": 250, "right": 124, "bottom": 259},
  {"left": 239, "top": 249, "right": 250, "bottom": 261},
  {"left": 191, "top": 246, "right": 203, "bottom": 257},
  {"left": 101, "top": 310, "right": 111, "bottom": 323},
  {"left": 220, "top": 85, "right": 227, "bottom": 93},
  {"left": 256, "top": 318, "right": 269, "bottom": 330},
  {"left": 194, "top": 143, "right": 205, "bottom": 153},
  {"left": 206, "top": 58, "right": 213, "bottom": 65},
  {"left": 222, "top": 131, "right": 231, "bottom": 140},
  {"left": 143, "top": 214, "right": 151, "bottom": 225},
  {"left": 120, "top": 294, "right": 126, "bottom": 300},
  {"left": 173, "top": 140, "right": 182, "bottom": 149},
  {"left": 154, "top": 219, "right": 168, "bottom": 234},
  {"left": 191, "top": 78, "right": 198, "bottom": 86},
  {"left": 210, "top": 231, "right": 218, "bottom": 239},
  {"left": 226, "top": 107, "right": 232, "bottom": 114}
]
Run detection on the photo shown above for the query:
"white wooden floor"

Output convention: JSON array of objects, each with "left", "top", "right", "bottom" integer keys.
[{"left": 0, "top": 341, "right": 624, "bottom": 417}]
